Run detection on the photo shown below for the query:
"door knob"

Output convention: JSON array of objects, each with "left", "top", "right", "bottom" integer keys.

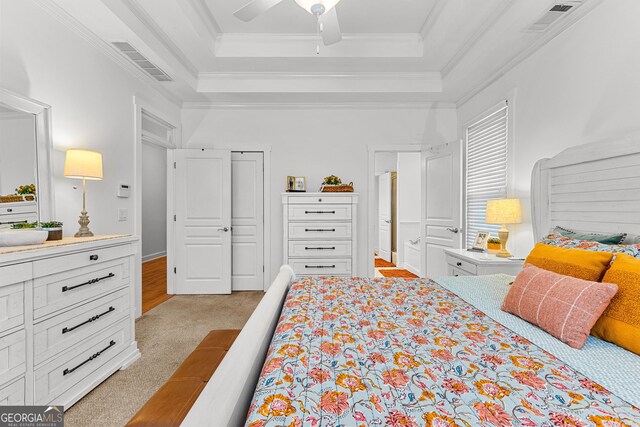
[
  {"left": 385, "top": 220, "right": 391, "bottom": 224},
  {"left": 446, "top": 227, "right": 460, "bottom": 234},
  {"left": 218, "top": 227, "right": 230, "bottom": 232}
]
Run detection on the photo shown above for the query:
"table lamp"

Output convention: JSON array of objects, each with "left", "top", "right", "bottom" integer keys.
[
  {"left": 64, "top": 149, "right": 103, "bottom": 237},
  {"left": 486, "top": 198, "right": 522, "bottom": 258}
]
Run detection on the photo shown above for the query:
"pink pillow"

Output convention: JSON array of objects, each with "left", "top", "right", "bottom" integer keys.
[{"left": 501, "top": 265, "right": 618, "bottom": 349}]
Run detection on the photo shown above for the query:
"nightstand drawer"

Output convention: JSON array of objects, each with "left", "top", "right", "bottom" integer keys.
[
  {"left": 449, "top": 257, "right": 477, "bottom": 275},
  {"left": 449, "top": 266, "right": 471, "bottom": 277}
]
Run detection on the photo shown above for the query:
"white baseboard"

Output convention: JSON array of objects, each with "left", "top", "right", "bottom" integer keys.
[{"left": 142, "top": 251, "right": 167, "bottom": 263}]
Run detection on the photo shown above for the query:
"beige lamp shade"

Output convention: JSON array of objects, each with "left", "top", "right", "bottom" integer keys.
[
  {"left": 486, "top": 198, "right": 522, "bottom": 225},
  {"left": 64, "top": 149, "right": 103, "bottom": 180}
]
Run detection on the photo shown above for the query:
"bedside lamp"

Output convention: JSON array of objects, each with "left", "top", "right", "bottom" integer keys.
[
  {"left": 64, "top": 149, "right": 103, "bottom": 237},
  {"left": 486, "top": 198, "right": 522, "bottom": 258}
]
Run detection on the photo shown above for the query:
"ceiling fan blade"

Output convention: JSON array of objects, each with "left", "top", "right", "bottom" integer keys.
[
  {"left": 319, "top": 7, "right": 342, "bottom": 45},
  {"left": 234, "top": 0, "right": 284, "bottom": 22}
]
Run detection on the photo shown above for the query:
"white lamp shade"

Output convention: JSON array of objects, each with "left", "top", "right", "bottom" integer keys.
[
  {"left": 64, "top": 149, "right": 103, "bottom": 180},
  {"left": 294, "top": 0, "right": 341, "bottom": 14},
  {"left": 486, "top": 198, "right": 522, "bottom": 225}
]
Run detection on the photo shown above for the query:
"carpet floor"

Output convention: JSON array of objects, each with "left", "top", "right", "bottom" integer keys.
[
  {"left": 64, "top": 292, "right": 264, "bottom": 427},
  {"left": 378, "top": 268, "right": 420, "bottom": 278}
]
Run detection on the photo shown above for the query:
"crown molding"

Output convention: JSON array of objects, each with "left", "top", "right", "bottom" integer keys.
[
  {"left": 455, "top": 0, "right": 606, "bottom": 107},
  {"left": 214, "top": 33, "right": 423, "bottom": 58},
  {"left": 197, "top": 71, "right": 442, "bottom": 94},
  {"left": 182, "top": 101, "right": 457, "bottom": 110},
  {"left": 420, "top": 0, "right": 446, "bottom": 40},
  {"left": 33, "top": 0, "right": 182, "bottom": 106}
]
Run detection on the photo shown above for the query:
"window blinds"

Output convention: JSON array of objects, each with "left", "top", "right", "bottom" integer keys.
[{"left": 465, "top": 102, "right": 508, "bottom": 248}]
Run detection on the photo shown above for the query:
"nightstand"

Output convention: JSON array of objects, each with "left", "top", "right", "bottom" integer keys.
[{"left": 443, "top": 248, "right": 524, "bottom": 277}]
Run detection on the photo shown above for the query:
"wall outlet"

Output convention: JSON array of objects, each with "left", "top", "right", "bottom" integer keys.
[{"left": 118, "top": 208, "right": 128, "bottom": 222}]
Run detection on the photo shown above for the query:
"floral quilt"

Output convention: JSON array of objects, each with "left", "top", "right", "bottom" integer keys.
[{"left": 245, "top": 277, "right": 640, "bottom": 427}]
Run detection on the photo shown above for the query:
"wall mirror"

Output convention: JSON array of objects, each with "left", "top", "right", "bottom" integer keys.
[{"left": 0, "top": 88, "right": 54, "bottom": 228}]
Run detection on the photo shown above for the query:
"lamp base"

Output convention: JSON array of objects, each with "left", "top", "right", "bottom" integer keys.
[
  {"left": 74, "top": 210, "right": 94, "bottom": 237},
  {"left": 496, "top": 227, "right": 511, "bottom": 258}
]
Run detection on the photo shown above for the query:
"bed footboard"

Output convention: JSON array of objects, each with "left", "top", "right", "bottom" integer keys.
[{"left": 181, "top": 265, "right": 295, "bottom": 427}]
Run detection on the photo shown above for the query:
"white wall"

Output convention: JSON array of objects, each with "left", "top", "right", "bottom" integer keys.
[
  {"left": 141, "top": 142, "right": 167, "bottom": 261},
  {"left": 0, "top": 0, "right": 180, "bottom": 236},
  {"left": 182, "top": 106, "right": 458, "bottom": 279},
  {"left": 458, "top": 0, "right": 640, "bottom": 258},
  {"left": 0, "top": 115, "right": 37, "bottom": 196},
  {"left": 396, "top": 152, "right": 421, "bottom": 266},
  {"left": 374, "top": 152, "right": 397, "bottom": 176}
]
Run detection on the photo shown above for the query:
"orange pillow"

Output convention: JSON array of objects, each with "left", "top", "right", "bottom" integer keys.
[
  {"left": 591, "top": 253, "right": 640, "bottom": 355},
  {"left": 502, "top": 265, "right": 618, "bottom": 349},
  {"left": 525, "top": 243, "right": 613, "bottom": 281}
]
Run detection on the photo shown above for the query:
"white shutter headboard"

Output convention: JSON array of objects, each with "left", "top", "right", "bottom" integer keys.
[{"left": 531, "top": 137, "right": 640, "bottom": 242}]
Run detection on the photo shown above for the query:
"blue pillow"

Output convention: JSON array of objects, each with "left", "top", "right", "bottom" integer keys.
[{"left": 552, "top": 226, "right": 627, "bottom": 245}]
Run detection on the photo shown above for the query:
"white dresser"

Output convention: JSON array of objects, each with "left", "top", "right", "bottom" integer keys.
[
  {"left": 0, "top": 235, "right": 140, "bottom": 409},
  {"left": 0, "top": 201, "right": 38, "bottom": 229},
  {"left": 283, "top": 192, "right": 358, "bottom": 277}
]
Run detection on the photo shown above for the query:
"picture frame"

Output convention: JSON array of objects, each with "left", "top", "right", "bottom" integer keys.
[
  {"left": 472, "top": 230, "right": 491, "bottom": 251},
  {"left": 286, "top": 176, "right": 306, "bottom": 192}
]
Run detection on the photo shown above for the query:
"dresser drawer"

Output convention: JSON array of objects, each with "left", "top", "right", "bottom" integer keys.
[
  {"left": 287, "top": 196, "right": 353, "bottom": 205},
  {"left": 0, "top": 203, "right": 37, "bottom": 215},
  {"left": 33, "top": 244, "right": 133, "bottom": 278},
  {"left": 0, "top": 264, "right": 27, "bottom": 334},
  {"left": 288, "top": 241, "right": 351, "bottom": 258},
  {"left": 0, "top": 377, "right": 25, "bottom": 406},
  {"left": 34, "top": 318, "right": 131, "bottom": 405},
  {"left": 288, "top": 205, "right": 351, "bottom": 221},
  {"left": 0, "top": 213, "right": 38, "bottom": 228},
  {"left": 34, "top": 289, "right": 130, "bottom": 365},
  {"left": 0, "top": 330, "right": 26, "bottom": 386},
  {"left": 289, "top": 222, "right": 351, "bottom": 240},
  {"left": 33, "top": 258, "right": 130, "bottom": 320},
  {"left": 447, "top": 257, "right": 477, "bottom": 275},
  {"left": 290, "top": 259, "right": 352, "bottom": 276}
]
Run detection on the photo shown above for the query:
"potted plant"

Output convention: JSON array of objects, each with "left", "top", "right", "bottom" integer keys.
[
  {"left": 40, "top": 221, "right": 63, "bottom": 241},
  {"left": 487, "top": 237, "right": 501, "bottom": 254},
  {"left": 15, "top": 184, "right": 36, "bottom": 201},
  {"left": 10, "top": 222, "right": 38, "bottom": 229}
]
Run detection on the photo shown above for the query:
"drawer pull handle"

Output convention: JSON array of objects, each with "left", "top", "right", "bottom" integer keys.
[
  {"left": 62, "top": 306, "right": 116, "bottom": 334},
  {"left": 305, "top": 210, "right": 336, "bottom": 214},
  {"left": 0, "top": 220, "right": 28, "bottom": 225},
  {"left": 456, "top": 262, "right": 462, "bottom": 267},
  {"left": 89, "top": 254, "right": 99, "bottom": 261},
  {"left": 305, "top": 265, "right": 336, "bottom": 269},
  {"left": 62, "top": 273, "right": 115, "bottom": 292},
  {"left": 305, "top": 247, "right": 336, "bottom": 250},
  {"left": 7, "top": 208, "right": 13, "bottom": 212},
  {"left": 63, "top": 340, "right": 116, "bottom": 376},
  {"left": 305, "top": 228, "right": 336, "bottom": 232}
]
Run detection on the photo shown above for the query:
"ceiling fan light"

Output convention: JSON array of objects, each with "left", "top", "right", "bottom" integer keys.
[{"left": 294, "top": 0, "right": 341, "bottom": 15}]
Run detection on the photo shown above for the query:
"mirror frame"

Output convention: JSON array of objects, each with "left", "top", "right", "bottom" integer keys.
[{"left": 0, "top": 88, "right": 55, "bottom": 222}]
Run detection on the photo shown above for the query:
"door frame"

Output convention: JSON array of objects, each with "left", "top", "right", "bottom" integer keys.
[
  {"left": 134, "top": 96, "right": 178, "bottom": 317},
  {"left": 367, "top": 144, "right": 424, "bottom": 277}
]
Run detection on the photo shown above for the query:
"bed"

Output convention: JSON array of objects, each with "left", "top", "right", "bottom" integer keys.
[{"left": 182, "top": 137, "right": 640, "bottom": 426}]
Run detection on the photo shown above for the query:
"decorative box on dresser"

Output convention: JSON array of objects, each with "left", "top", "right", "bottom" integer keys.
[
  {"left": 0, "top": 201, "right": 38, "bottom": 229},
  {"left": 0, "top": 235, "right": 140, "bottom": 409},
  {"left": 444, "top": 248, "right": 524, "bottom": 277},
  {"left": 283, "top": 192, "right": 358, "bottom": 277}
]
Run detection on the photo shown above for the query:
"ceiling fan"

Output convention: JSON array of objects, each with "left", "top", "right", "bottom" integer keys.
[{"left": 234, "top": 0, "right": 343, "bottom": 48}]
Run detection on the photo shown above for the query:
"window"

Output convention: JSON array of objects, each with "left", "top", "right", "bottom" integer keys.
[{"left": 465, "top": 102, "right": 509, "bottom": 248}]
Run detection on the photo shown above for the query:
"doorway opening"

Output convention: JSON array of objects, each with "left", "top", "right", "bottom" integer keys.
[
  {"left": 140, "top": 109, "right": 175, "bottom": 313},
  {"left": 372, "top": 150, "right": 421, "bottom": 279}
]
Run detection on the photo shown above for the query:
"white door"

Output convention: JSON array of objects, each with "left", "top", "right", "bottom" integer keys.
[
  {"left": 175, "top": 149, "right": 232, "bottom": 294},
  {"left": 231, "top": 152, "right": 264, "bottom": 291},
  {"left": 421, "top": 141, "right": 462, "bottom": 278},
  {"left": 378, "top": 172, "right": 392, "bottom": 262}
]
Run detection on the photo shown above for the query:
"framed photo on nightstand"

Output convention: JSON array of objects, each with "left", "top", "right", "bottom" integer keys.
[{"left": 472, "top": 230, "right": 490, "bottom": 251}]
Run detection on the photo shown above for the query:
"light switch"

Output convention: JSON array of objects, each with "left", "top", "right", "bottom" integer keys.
[{"left": 118, "top": 208, "right": 128, "bottom": 222}]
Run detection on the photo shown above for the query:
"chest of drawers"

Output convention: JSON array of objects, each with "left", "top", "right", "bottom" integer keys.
[
  {"left": 283, "top": 192, "right": 358, "bottom": 277},
  {"left": 0, "top": 236, "right": 140, "bottom": 409}
]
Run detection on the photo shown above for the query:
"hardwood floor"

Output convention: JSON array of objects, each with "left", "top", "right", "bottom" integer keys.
[{"left": 142, "top": 256, "right": 172, "bottom": 313}]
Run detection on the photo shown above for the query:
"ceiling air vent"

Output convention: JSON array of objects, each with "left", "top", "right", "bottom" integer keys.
[
  {"left": 112, "top": 42, "right": 172, "bottom": 82},
  {"left": 527, "top": 2, "right": 581, "bottom": 32}
]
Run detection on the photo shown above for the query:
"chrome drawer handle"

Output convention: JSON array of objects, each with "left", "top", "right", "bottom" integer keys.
[
  {"left": 305, "top": 265, "right": 336, "bottom": 269},
  {"left": 63, "top": 340, "right": 116, "bottom": 376},
  {"left": 62, "top": 306, "right": 115, "bottom": 334},
  {"left": 305, "top": 228, "right": 336, "bottom": 232},
  {"left": 62, "top": 273, "right": 115, "bottom": 292},
  {"left": 305, "top": 247, "right": 336, "bottom": 250},
  {"left": 0, "top": 220, "right": 27, "bottom": 225},
  {"left": 456, "top": 262, "right": 462, "bottom": 267},
  {"left": 305, "top": 211, "right": 336, "bottom": 214},
  {"left": 89, "top": 254, "right": 99, "bottom": 261}
]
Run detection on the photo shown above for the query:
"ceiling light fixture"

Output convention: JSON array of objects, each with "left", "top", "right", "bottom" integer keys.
[{"left": 294, "top": 0, "right": 342, "bottom": 54}]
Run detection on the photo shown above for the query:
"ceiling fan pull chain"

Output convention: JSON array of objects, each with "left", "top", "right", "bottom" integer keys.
[{"left": 316, "top": 15, "right": 321, "bottom": 54}]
